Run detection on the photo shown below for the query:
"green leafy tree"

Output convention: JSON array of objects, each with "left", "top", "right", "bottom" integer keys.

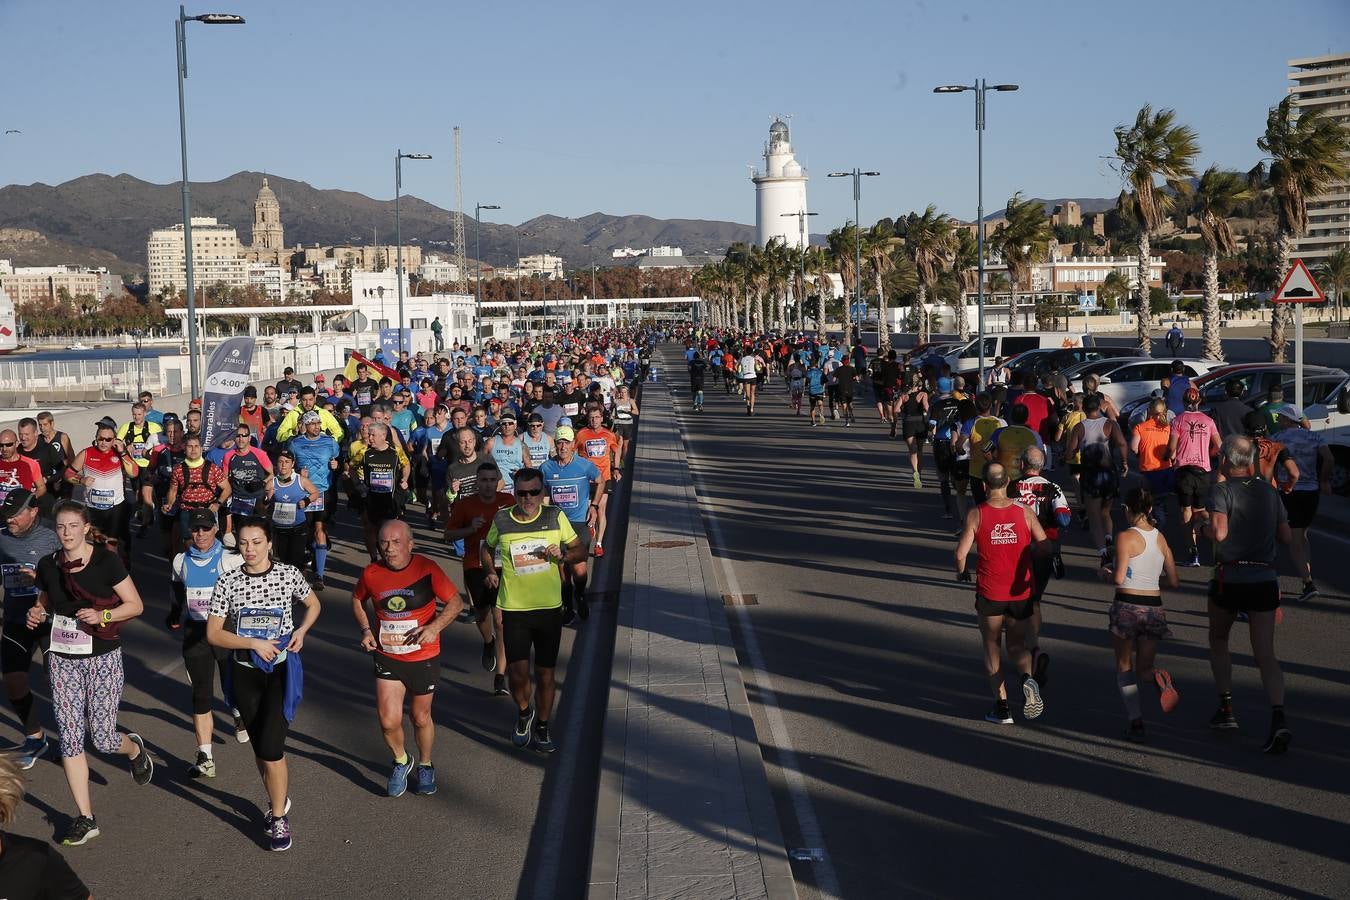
[
  {"left": 897, "top": 206, "right": 957, "bottom": 345},
  {"left": 827, "top": 224, "right": 861, "bottom": 336},
  {"left": 992, "top": 193, "right": 1052, "bottom": 334},
  {"left": 1193, "top": 167, "right": 1251, "bottom": 361},
  {"left": 1315, "top": 246, "right": 1350, "bottom": 323}
]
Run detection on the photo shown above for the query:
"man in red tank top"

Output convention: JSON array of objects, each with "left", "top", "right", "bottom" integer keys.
[{"left": 955, "top": 462, "right": 1049, "bottom": 725}]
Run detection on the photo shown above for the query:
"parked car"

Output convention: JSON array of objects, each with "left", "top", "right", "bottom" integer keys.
[
  {"left": 1192, "top": 362, "right": 1348, "bottom": 406},
  {"left": 1305, "top": 378, "right": 1350, "bottom": 495},
  {"left": 1077, "top": 358, "right": 1226, "bottom": 410},
  {"left": 943, "top": 332, "right": 1097, "bottom": 376},
  {"left": 997, "top": 345, "right": 1143, "bottom": 382}
]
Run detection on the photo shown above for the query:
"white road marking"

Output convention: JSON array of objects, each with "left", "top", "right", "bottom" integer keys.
[{"left": 681, "top": 414, "right": 844, "bottom": 900}]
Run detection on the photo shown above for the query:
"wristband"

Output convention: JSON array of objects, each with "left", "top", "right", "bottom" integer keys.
[
  {"left": 101, "top": 609, "right": 114, "bottom": 624},
  {"left": 361, "top": 626, "right": 372, "bottom": 634}
]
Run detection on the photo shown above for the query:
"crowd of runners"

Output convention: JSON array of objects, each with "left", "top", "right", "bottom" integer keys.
[
  {"left": 684, "top": 329, "right": 1330, "bottom": 752},
  {"left": 0, "top": 326, "right": 658, "bottom": 861}
]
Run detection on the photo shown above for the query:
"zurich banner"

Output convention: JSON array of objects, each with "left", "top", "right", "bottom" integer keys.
[{"left": 200, "top": 337, "right": 256, "bottom": 455}]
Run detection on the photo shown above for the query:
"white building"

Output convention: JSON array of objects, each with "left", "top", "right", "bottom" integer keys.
[
  {"left": 976, "top": 251, "right": 1166, "bottom": 294},
  {"left": 247, "top": 262, "right": 289, "bottom": 303},
  {"left": 751, "top": 119, "right": 809, "bottom": 248},
  {"left": 350, "top": 269, "right": 413, "bottom": 330},
  {"left": 147, "top": 217, "right": 247, "bottom": 296},
  {"left": 1289, "top": 53, "right": 1350, "bottom": 265},
  {"left": 315, "top": 259, "right": 348, "bottom": 294},
  {"left": 611, "top": 247, "right": 643, "bottom": 259},
  {"left": 351, "top": 289, "right": 477, "bottom": 344},
  {"left": 0, "top": 262, "right": 119, "bottom": 305},
  {"left": 646, "top": 246, "right": 683, "bottom": 257},
  {"left": 419, "top": 257, "right": 462, "bottom": 284},
  {"left": 517, "top": 254, "right": 564, "bottom": 279}
]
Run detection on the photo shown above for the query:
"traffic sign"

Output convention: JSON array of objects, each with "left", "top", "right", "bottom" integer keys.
[
  {"left": 1078, "top": 292, "right": 1097, "bottom": 310},
  {"left": 1271, "top": 259, "right": 1326, "bottom": 304}
]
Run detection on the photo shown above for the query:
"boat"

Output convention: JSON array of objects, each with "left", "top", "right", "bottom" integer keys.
[{"left": 66, "top": 342, "right": 92, "bottom": 351}]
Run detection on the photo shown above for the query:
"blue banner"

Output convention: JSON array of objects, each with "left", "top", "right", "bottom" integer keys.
[
  {"left": 200, "top": 337, "right": 255, "bottom": 454},
  {"left": 380, "top": 328, "right": 412, "bottom": 360}
]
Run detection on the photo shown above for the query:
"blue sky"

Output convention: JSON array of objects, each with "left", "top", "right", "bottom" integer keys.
[{"left": 2, "top": 0, "right": 1346, "bottom": 232}]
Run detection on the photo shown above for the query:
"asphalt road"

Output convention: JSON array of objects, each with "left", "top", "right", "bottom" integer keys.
[
  {"left": 4, "top": 481, "right": 633, "bottom": 899},
  {"left": 667, "top": 347, "right": 1350, "bottom": 900}
]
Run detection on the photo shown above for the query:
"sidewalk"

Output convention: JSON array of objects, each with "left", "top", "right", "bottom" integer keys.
[{"left": 588, "top": 378, "right": 796, "bottom": 900}]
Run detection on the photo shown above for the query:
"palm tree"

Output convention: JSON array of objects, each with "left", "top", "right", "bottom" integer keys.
[
  {"left": 804, "top": 245, "right": 832, "bottom": 339},
  {"left": 722, "top": 244, "right": 753, "bottom": 331},
  {"left": 1099, "top": 270, "right": 1130, "bottom": 312},
  {"left": 1193, "top": 167, "right": 1251, "bottom": 361},
  {"left": 1253, "top": 96, "right": 1350, "bottom": 358},
  {"left": 897, "top": 206, "right": 958, "bottom": 345},
  {"left": 827, "top": 224, "right": 861, "bottom": 337},
  {"left": 863, "top": 222, "right": 900, "bottom": 351},
  {"left": 992, "top": 193, "right": 1052, "bottom": 334},
  {"left": 1316, "top": 246, "right": 1350, "bottom": 323},
  {"left": 1113, "top": 104, "right": 1200, "bottom": 354},
  {"left": 950, "top": 227, "right": 979, "bottom": 339}
]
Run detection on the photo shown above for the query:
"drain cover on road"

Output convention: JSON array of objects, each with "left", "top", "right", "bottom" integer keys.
[
  {"left": 722, "top": 593, "right": 759, "bottom": 606},
  {"left": 640, "top": 539, "right": 694, "bottom": 548}
]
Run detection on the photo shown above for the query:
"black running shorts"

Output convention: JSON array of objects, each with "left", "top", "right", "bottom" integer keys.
[
  {"left": 501, "top": 607, "right": 563, "bottom": 668},
  {"left": 372, "top": 653, "right": 438, "bottom": 696}
]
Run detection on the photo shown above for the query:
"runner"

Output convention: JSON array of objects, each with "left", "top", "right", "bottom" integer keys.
[
  {"left": 171, "top": 509, "right": 246, "bottom": 775},
  {"left": 1011, "top": 446, "right": 1071, "bottom": 688},
  {"left": 268, "top": 451, "right": 319, "bottom": 573},
  {"left": 1100, "top": 487, "right": 1180, "bottom": 742},
  {"left": 0, "top": 490, "right": 59, "bottom": 769},
  {"left": 445, "top": 462, "right": 515, "bottom": 696},
  {"left": 958, "top": 394, "right": 1004, "bottom": 506},
  {"left": 875, "top": 349, "right": 901, "bottom": 432},
  {"left": 898, "top": 374, "right": 929, "bottom": 486},
  {"left": 539, "top": 427, "right": 603, "bottom": 624},
  {"left": 1269, "top": 404, "right": 1333, "bottom": 602},
  {"left": 115, "top": 403, "right": 162, "bottom": 532},
  {"left": 0, "top": 430, "right": 43, "bottom": 511},
  {"left": 1066, "top": 395, "right": 1127, "bottom": 558},
  {"left": 1129, "top": 398, "right": 1174, "bottom": 526},
  {"left": 27, "top": 501, "right": 150, "bottom": 847},
  {"left": 834, "top": 355, "right": 858, "bottom": 427},
  {"left": 484, "top": 412, "right": 531, "bottom": 491},
  {"left": 611, "top": 385, "right": 639, "bottom": 460},
  {"left": 928, "top": 378, "right": 963, "bottom": 518},
  {"left": 1241, "top": 410, "right": 1298, "bottom": 489},
  {"left": 222, "top": 425, "right": 274, "bottom": 547},
  {"left": 352, "top": 424, "right": 410, "bottom": 563},
  {"left": 738, "top": 347, "right": 764, "bottom": 415},
  {"left": 287, "top": 413, "right": 341, "bottom": 590},
  {"left": 206, "top": 518, "right": 321, "bottom": 850},
  {"left": 1167, "top": 387, "right": 1220, "bottom": 568},
  {"left": 574, "top": 406, "right": 621, "bottom": 559},
  {"left": 162, "top": 433, "right": 230, "bottom": 554},
  {"left": 352, "top": 520, "right": 462, "bottom": 797},
  {"left": 806, "top": 356, "right": 827, "bottom": 426},
  {"left": 1202, "top": 435, "right": 1292, "bottom": 753},
  {"left": 954, "top": 463, "right": 1049, "bottom": 725},
  {"left": 482, "top": 467, "right": 587, "bottom": 753},
  {"left": 65, "top": 425, "right": 136, "bottom": 567},
  {"left": 688, "top": 349, "right": 708, "bottom": 413},
  {"left": 522, "top": 413, "right": 556, "bottom": 466}
]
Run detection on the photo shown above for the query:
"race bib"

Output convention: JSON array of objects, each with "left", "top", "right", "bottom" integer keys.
[
  {"left": 370, "top": 470, "right": 394, "bottom": 493},
  {"left": 1, "top": 563, "right": 36, "bottom": 598},
  {"left": 50, "top": 614, "right": 93, "bottom": 655},
  {"left": 185, "top": 586, "right": 213, "bottom": 621},
  {"left": 273, "top": 501, "right": 299, "bottom": 527},
  {"left": 86, "top": 487, "right": 116, "bottom": 510},
  {"left": 307, "top": 493, "right": 325, "bottom": 512},
  {"left": 549, "top": 484, "right": 580, "bottom": 511},
  {"left": 584, "top": 439, "right": 608, "bottom": 459},
  {"left": 510, "top": 538, "right": 552, "bottom": 576},
  {"left": 229, "top": 496, "right": 257, "bottom": 516},
  {"left": 379, "top": 618, "right": 420, "bottom": 655},
  {"left": 237, "top": 607, "right": 283, "bottom": 641},
  {"left": 356, "top": 389, "right": 373, "bottom": 406}
]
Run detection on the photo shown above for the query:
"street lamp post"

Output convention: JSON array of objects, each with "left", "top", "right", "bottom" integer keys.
[
  {"left": 394, "top": 149, "right": 432, "bottom": 357},
  {"left": 826, "top": 170, "right": 879, "bottom": 343},
  {"left": 934, "top": 79, "right": 1019, "bottom": 386},
  {"left": 176, "top": 5, "right": 244, "bottom": 399},
  {"left": 781, "top": 210, "right": 818, "bottom": 331},
  {"left": 474, "top": 203, "right": 500, "bottom": 347}
]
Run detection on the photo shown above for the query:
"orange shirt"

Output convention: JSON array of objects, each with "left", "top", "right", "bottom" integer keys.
[
  {"left": 447, "top": 491, "right": 515, "bottom": 570},
  {"left": 574, "top": 427, "right": 619, "bottom": 481},
  {"left": 1134, "top": 418, "right": 1171, "bottom": 472}
]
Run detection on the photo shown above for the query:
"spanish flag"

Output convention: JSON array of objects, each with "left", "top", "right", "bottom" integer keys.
[{"left": 342, "top": 351, "right": 400, "bottom": 383}]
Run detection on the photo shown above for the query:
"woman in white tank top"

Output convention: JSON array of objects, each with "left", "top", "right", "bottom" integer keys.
[{"left": 1101, "top": 486, "right": 1180, "bottom": 742}]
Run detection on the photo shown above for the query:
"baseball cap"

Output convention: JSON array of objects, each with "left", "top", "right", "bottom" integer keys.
[
  {"left": 1270, "top": 403, "right": 1303, "bottom": 421},
  {"left": 314, "top": 373, "right": 326, "bottom": 382},
  {"left": 555, "top": 425, "right": 576, "bottom": 442},
  {"left": 1242, "top": 409, "right": 1269, "bottom": 437},
  {"left": 499, "top": 410, "right": 518, "bottom": 422},
  {"left": 187, "top": 508, "right": 217, "bottom": 530},
  {"left": 1183, "top": 387, "right": 1201, "bottom": 404},
  {"left": 0, "top": 488, "right": 37, "bottom": 520},
  {"left": 527, "top": 413, "right": 545, "bottom": 424},
  {"left": 301, "top": 411, "right": 321, "bottom": 425}
]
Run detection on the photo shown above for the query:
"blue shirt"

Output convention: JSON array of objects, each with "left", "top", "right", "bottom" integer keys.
[
  {"left": 1166, "top": 375, "right": 1192, "bottom": 416},
  {"left": 288, "top": 433, "right": 341, "bottom": 492},
  {"left": 540, "top": 455, "right": 601, "bottom": 524},
  {"left": 806, "top": 368, "right": 825, "bottom": 395},
  {"left": 144, "top": 408, "right": 165, "bottom": 426}
]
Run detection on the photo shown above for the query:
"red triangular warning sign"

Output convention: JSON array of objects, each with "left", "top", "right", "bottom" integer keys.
[{"left": 1271, "top": 259, "right": 1326, "bottom": 304}]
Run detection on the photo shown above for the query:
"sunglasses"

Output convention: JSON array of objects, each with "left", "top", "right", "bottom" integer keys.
[
  {"left": 515, "top": 487, "right": 544, "bottom": 497},
  {"left": 94, "top": 437, "right": 113, "bottom": 443},
  {"left": 190, "top": 525, "right": 216, "bottom": 534}
]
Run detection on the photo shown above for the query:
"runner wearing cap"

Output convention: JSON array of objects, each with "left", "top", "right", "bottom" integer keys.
[
  {"left": 222, "top": 424, "right": 274, "bottom": 548},
  {"left": 0, "top": 430, "right": 43, "bottom": 510},
  {"left": 539, "top": 426, "right": 602, "bottom": 624},
  {"left": 521, "top": 413, "right": 555, "bottom": 466},
  {"left": 1167, "top": 387, "right": 1220, "bottom": 568},
  {"left": 574, "top": 406, "right": 621, "bottom": 559},
  {"left": 484, "top": 411, "right": 532, "bottom": 493},
  {"left": 275, "top": 387, "right": 345, "bottom": 445},
  {"left": 288, "top": 413, "right": 341, "bottom": 590},
  {"left": 275, "top": 367, "right": 303, "bottom": 398},
  {"left": 1269, "top": 403, "right": 1333, "bottom": 603},
  {"left": 0, "top": 489, "right": 59, "bottom": 768}
]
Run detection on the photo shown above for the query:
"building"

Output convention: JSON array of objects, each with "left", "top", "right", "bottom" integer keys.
[
  {"left": 517, "top": 254, "right": 564, "bottom": 279},
  {"left": 612, "top": 247, "right": 643, "bottom": 259},
  {"left": 646, "top": 246, "right": 683, "bottom": 257},
  {"left": 0, "top": 261, "right": 119, "bottom": 305},
  {"left": 1052, "top": 201, "right": 1082, "bottom": 228},
  {"left": 751, "top": 119, "right": 810, "bottom": 248},
  {"left": 146, "top": 217, "right": 247, "bottom": 296},
  {"left": 1288, "top": 53, "right": 1350, "bottom": 264},
  {"left": 419, "top": 256, "right": 462, "bottom": 284},
  {"left": 635, "top": 253, "right": 724, "bottom": 272},
  {"left": 246, "top": 262, "right": 289, "bottom": 303},
  {"left": 977, "top": 249, "right": 1165, "bottom": 295},
  {"left": 251, "top": 177, "right": 284, "bottom": 251}
]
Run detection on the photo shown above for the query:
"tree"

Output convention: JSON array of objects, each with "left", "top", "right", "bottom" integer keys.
[
  {"left": 1253, "top": 96, "right": 1350, "bottom": 357},
  {"left": 804, "top": 246, "right": 832, "bottom": 339},
  {"left": 1113, "top": 104, "right": 1200, "bottom": 354},
  {"left": 897, "top": 206, "right": 957, "bottom": 345},
  {"left": 950, "top": 228, "right": 979, "bottom": 339},
  {"left": 992, "top": 193, "right": 1052, "bottom": 334},
  {"left": 827, "top": 225, "right": 860, "bottom": 337},
  {"left": 862, "top": 223, "right": 900, "bottom": 350},
  {"left": 1193, "top": 167, "right": 1251, "bottom": 361},
  {"left": 1315, "top": 246, "right": 1350, "bottom": 323},
  {"left": 1099, "top": 270, "right": 1130, "bottom": 312}
]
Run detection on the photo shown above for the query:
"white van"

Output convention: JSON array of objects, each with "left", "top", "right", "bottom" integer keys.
[
  {"left": 1304, "top": 378, "right": 1350, "bottom": 495},
  {"left": 943, "top": 333, "right": 1096, "bottom": 376}
]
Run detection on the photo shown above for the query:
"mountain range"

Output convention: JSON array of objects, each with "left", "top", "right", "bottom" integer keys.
[{"left": 0, "top": 171, "right": 1122, "bottom": 281}]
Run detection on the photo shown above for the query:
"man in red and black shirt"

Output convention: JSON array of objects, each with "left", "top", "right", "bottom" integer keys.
[
  {"left": 352, "top": 520, "right": 462, "bottom": 798},
  {"left": 445, "top": 461, "right": 515, "bottom": 695}
]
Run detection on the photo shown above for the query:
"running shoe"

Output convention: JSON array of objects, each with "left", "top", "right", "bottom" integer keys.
[
  {"left": 313, "top": 577, "right": 326, "bottom": 592},
  {"left": 912, "top": 471, "right": 922, "bottom": 489},
  {"left": 1209, "top": 705, "right": 1239, "bottom": 730},
  {"left": 387, "top": 755, "right": 416, "bottom": 797},
  {"left": 60, "top": 816, "right": 100, "bottom": 847},
  {"left": 561, "top": 606, "right": 577, "bottom": 627},
  {"left": 533, "top": 722, "right": 557, "bottom": 754},
  {"left": 1021, "top": 675, "right": 1044, "bottom": 719},
  {"left": 1126, "top": 719, "right": 1147, "bottom": 743},
  {"left": 481, "top": 641, "right": 496, "bottom": 672},
  {"left": 189, "top": 751, "right": 217, "bottom": 779},
  {"left": 1033, "top": 650, "right": 1051, "bottom": 691},
  {"left": 128, "top": 732, "right": 154, "bottom": 785},
  {"left": 269, "top": 815, "right": 292, "bottom": 852},
  {"left": 985, "top": 701, "right": 1013, "bottom": 725},
  {"left": 264, "top": 796, "right": 291, "bottom": 828},
  {"left": 577, "top": 593, "right": 590, "bottom": 621},
  {"left": 1185, "top": 552, "right": 1201, "bottom": 568},
  {"left": 512, "top": 707, "right": 536, "bottom": 749},
  {"left": 493, "top": 674, "right": 509, "bottom": 696},
  {"left": 593, "top": 543, "right": 605, "bottom": 559},
  {"left": 16, "top": 735, "right": 48, "bottom": 770},
  {"left": 1261, "top": 716, "right": 1292, "bottom": 755},
  {"left": 411, "top": 764, "right": 437, "bottom": 796},
  {"left": 233, "top": 710, "right": 250, "bottom": 744},
  {"left": 1051, "top": 553, "right": 1066, "bottom": 579},
  {"left": 1154, "top": 669, "right": 1179, "bottom": 714},
  {"left": 1295, "top": 581, "right": 1318, "bottom": 603}
]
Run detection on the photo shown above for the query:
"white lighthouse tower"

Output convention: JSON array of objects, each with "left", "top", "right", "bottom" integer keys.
[{"left": 752, "top": 118, "right": 809, "bottom": 248}]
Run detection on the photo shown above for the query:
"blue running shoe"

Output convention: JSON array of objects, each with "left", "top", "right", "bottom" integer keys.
[{"left": 388, "top": 756, "right": 416, "bottom": 798}]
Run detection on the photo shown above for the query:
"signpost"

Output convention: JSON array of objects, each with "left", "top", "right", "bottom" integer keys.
[
  {"left": 1078, "top": 292, "right": 1097, "bottom": 311},
  {"left": 1270, "top": 258, "right": 1326, "bottom": 412}
]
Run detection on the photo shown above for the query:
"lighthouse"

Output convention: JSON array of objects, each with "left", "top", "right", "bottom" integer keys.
[{"left": 751, "top": 119, "right": 809, "bottom": 248}]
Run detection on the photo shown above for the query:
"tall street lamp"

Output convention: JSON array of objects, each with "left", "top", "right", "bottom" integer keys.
[
  {"left": 781, "top": 210, "right": 818, "bottom": 331},
  {"left": 176, "top": 5, "right": 244, "bottom": 398},
  {"left": 934, "top": 79, "right": 1019, "bottom": 385},
  {"left": 395, "top": 149, "right": 432, "bottom": 356},
  {"left": 826, "top": 169, "right": 879, "bottom": 342},
  {"left": 474, "top": 203, "right": 500, "bottom": 347}
]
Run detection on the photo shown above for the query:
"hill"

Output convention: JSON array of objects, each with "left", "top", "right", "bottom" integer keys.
[{"left": 0, "top": 172, "right": 757, "bottom": 275}]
